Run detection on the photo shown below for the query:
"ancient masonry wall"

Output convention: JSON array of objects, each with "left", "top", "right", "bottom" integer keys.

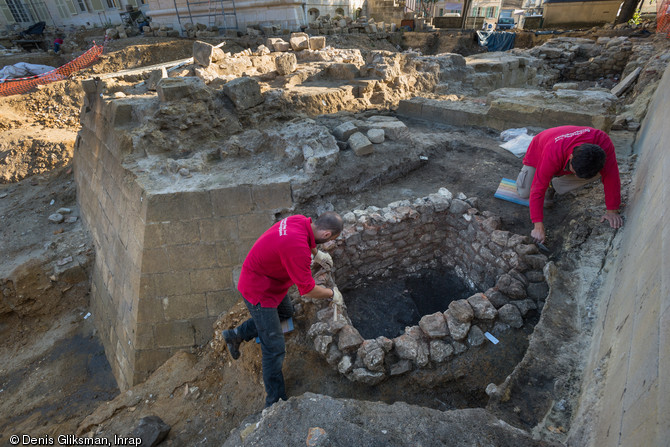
[
  {"left": 308, "top": 189, "right": 549, "bottom": 384},
  {"left": 570, "top": 61, "right": 670, "bottom": 446},
  {"left": 74, "top": 82, "right": 293, "bottom": 389}
]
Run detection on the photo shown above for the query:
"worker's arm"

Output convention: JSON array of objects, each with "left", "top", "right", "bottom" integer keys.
[{"left": 303, "top": 284, "right": 335, "bottom": 299}]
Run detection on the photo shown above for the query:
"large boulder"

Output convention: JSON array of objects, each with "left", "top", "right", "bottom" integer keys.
[{"left": 222, "top": 77, "right": 264, "bottom": 110}]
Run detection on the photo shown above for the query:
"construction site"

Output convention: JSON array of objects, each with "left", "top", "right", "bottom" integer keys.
[{"left": 0, "top": 0, "right": 669, "bottom": 445}]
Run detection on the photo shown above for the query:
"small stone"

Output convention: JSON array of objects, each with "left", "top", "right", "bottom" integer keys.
[
  {"left": 0, "top": 193, "right": 7, "bottom": 198},
  {"left": 56, "top": 207, "right": 72, "bottom": 214},
  {"left": 338, "top": 355, "right": 353, "bottom": 374},
  {"left": 275, "top": 52, "right": 297, "bottom": 76},
  {"left": 129, "top": 415, "right": 170, "bottom": 447},
  {"left": 367, "top": 128, "right": 385, "bottom": 143},
  {"left": 444, "top": 310, "right": 471, "bottom": 340},
  {"left": 429, "top": 339, "right": 454, "bottom": 362},
  {"left": 527, "top": 282, "right": 549, "bottom": 300},
  {"left": 485, "top": 383, "right": 498, "bottom": 396},
  {"left": 65, "top": 216, "right": 78, "bottom": 224},
  {"left": 452, "top": 341, "right": 467, "bottom": 354},
  {"left": 48, "top": 213, "right": 64, "bottom": 223},
  {"left": 449, "top": 199, "right": 469, "bottom": 214},
  {"left": 57, "top": 256, "right": 73, "bottom": 266},
  {"left": 448, "top": 299, "right": 474, "bottom": 323},
  {"left": 496, "top": 274, "right": 527, "bottom": 299},
  {"left": 333, "top": 121, "right": 358, "bottom": 141},
  {"left": 513, "top": 299, "right": 537, "bottom": 316},
  {"left": 314, "top": 335, "right": 332, "bottom": 355},
  {"left": 350, "top": 368, "right": 385, "bottom": 385},
  {"left": 467, "top": 325, "right": 485, "bottom": 347},
  {"left": 467, "top": 293, "right": 497, "bottom": 320},
  {"left": 178, "top": 168, "right": 190, "bottom": 177},
  {"left": 337, "top": 325, "right": 364, "bottom": 351},
  {"left": 389, "top": 359, "right": 413, "bottom": 376},
  {"left": 419, "top": 312, "right": 448, "bottom": 338},
  {"left": 348, "top": 132, "right": 373, "bottom": 156},
  {"left": 498, "top": 304, "right": 524, "bottom": 328}
]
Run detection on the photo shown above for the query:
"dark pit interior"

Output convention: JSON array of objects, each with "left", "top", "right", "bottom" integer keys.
[{"left": 344, "top": 268, "right": 475, "bottom": 339}]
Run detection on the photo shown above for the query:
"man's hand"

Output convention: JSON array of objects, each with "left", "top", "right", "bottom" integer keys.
[
  {"left": 332, "top": 287, "right": 344, "bottom": 306},
  {"left": 531, "top": 222, "right": 546, "bottom": 243},
  {"left": 313, "top": 250, "right": 333, "bottom": 269},
  {"left": 600, "top": 210, "right": 623, "bottom": 229}
]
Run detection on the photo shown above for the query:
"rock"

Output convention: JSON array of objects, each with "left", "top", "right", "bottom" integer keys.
[
  {"left": 266, "top": 37, "right": 285, "bottom": 51},
  {"left": 495, "top": 274, "right": 526, "bottom": 299},
  {"left": 350, "top": 368, "right": 385, "bottom": 385},
  {"left": 498, "top": 304, "right": 523, "bottom": 328},
  {"left": 193, "top": 41, "right": 225, "bottom": 67},
  {"left": 389, "top": 359, "right": 413, "bottom": 376},
  {"left": 524, "top": 254, "right": 548, "bottom": 270},
  {"left": 338, "top": 355, "right": 353, "bottom": 374},
  {"left": 333, "top": 121, "right": 358, "bottom": 141},
  {"left": 444, "top": 310, "right": 471, "bottom": 341},
  {"left": 325, "top": 63, "right": 359, "bottom": 80},
  {"left": 156, "top": 77, "right": 208, "bottom": 102},
  {"left": 366, "top": 120, "right": 408, "bottom": 141},
  {"left": 419, "top": 312, "right": 448, "bottom": 338},
  {"left": 452, "top": 341, "right": 467, "bottom": 354},
  {"left": 448, "top": 299, "right": 474, "bottom": 323},
  {"left": 337, "top": 325, "right": 364, "bottom": 352},
  {"left": 449, "top": 199, "right": 469, "bottom": 214},
  {"left": 375, "top": 336, "right": 393, "bottom": 352},
  {"left": 467, "top": 293, "right": 497, "bottom": 320},
  {"left": 513, "top": 299, "right": 537, "bottom": 316},
  {"left": 348, "top": 132, "right": 373, "bottom": 156},
  {"left": 309, "top": 36, "right": 326, "bottom": 50},
  {"left": 367, "top": 128, "right": 384, "bottom": 144},
  {"left": 65, "top": 216, "right": 78, "bottom": 224},
  {"left": 147, "top": 67, "right": 168, "bottom": 91},
  {"left": 467, "top": 325, "right": 485, "bottom": 347},
  {"left": 48, "top": 213, "right": 64, "bottom": 223},
  {"left": 275, "top": 52, "right": 297, "bottom": 76},
  {"left": 429, "top": 339, "right": 454, "bottom": 362},
  {"left": 255, "top": 44, "right": 271, "bottom": 55},
  {"left": 527, "top": 282, "right": 549, "bottom": 300},
  {"left": 289, "top": 32, "right": 310, "bottom": 51},
  {"left": 393, "top": 327, "right": 429, "bottom": 366},
  {"left": 222, "top": 77, "right": 264, "bottom": 110},
  {"left": 357, "top": 339, "right": 385, "bottom": 371},
  {"left": 56, "top": 207, "right": 71, "bottom": 214},
  {"left": 490, "top": 230, "right": 510, "bottom": 247},
  {"left": 129, "top": 416, "right": 170, "bottom": 447},
  {"left": 314, "top": 335, "right": 333, "bottom": 355}
]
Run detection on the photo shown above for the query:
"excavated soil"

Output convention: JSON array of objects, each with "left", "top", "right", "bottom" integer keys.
[{"left": 0, "top": 27, "right": 664, "bottom": 446}]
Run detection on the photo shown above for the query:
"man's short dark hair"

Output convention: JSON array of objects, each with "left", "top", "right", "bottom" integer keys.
[
  {"left": 572, "top": 144, "right": 606, "bottom": 179},
  {"left": 314, "top": 211, "right": 343, "bottom": 235}
]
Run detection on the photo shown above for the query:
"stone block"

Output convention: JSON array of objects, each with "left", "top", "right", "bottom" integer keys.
[
  {"left": 199, "top": 217, "right": 239, "bottom": 242},
  {"left": 289, "top": 32, "right": 309, "bottom": 51},
  {"left": 419, "top": 312, "right": 448, "bottom": 338},
  {"left": 467, "top": 293, "right": 497, "bottom": 320},
  {"left": 309, "top": 36, "right": 326, "bottom": 50},
  {"left": 222, "top": 76, "right": 264, "bottom": 110},
  {"left": 193, "top": 40, "right": 226, "bottom": 66},
  {"left": 167, "top": 244, "right": 218, "bottom": 271},
  {"left": 110, "top": 101, "right": 133, "bottom": 127},
  {"left": 206, "top": 290, "right": 238, "bottom": 316},
  {"left": 448, "top": 299, "right": 474, "bottom": 323},
  {"left": 368, "top": 120, "right": 409, "bottom": 141},
  {"left": 444, "top": 310, "right": 470, "bottom": 340},
  {"left": 326, "top": 63, "right": 359, "bottom": 80},
  {"left": 275, "top": 52, "right": 297, "bottom": 76},
  {"left": 155, "top": 321, "right": 195, "bottom": 348},
  {"left": 147, "top": 67, "right": 167, "bottom": 91},
  {"left": 137, "top": 296, "right": 164, "bottom": 323},
  {"left": 237, "top": 213, "right": 275, "bottom": 239},
  {"left": 211, "top": 185, "right": 254, "bottom": 216},
  {"left": 333, "top": 121, "right": 358, "bottom": 141},
  {"left": 189, "top": 268, "right": 232, "bottom": 293},
  {"left": 162, "top": 293, "right": 207, "bottom": 320},
  {"left": 338, "top": 324, "right": 364, "bottom": 351},
  {"left": 145, "top": 190, "right": 213, "bottom": 223},
  {"left": 156, "top": 77, "right": 207, "bottom": 103},
  {"left": 160, "top": 220, "right": 201, "bottom": 246},
  {"left": 348, "top": 132, "right": 373, "bottom": 156},
  {"left": 252, "top": 182, "right": 293, "bottom": 211},
  {"left": 141, "top": 248, "right": 169, "bottom": 274},
  {"left": 396, "top": 99, "right": 424, "bottom": 118},
  {"left": 367, "top": 128, "right": 384, "bottom": 144}
]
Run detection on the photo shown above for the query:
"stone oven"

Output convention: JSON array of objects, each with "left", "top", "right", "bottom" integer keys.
[{"left": 305, "top": 188, "right": 549, "bottom": 385}]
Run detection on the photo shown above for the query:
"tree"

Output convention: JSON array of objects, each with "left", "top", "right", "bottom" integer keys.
[{"left": 616, "top": 0, "right": 644, "bottom": 24}]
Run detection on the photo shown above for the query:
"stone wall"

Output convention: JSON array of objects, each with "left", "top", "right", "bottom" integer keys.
[
  {"left": 307, "top": 188, "right": 549, "bottom": 384},
  {"left": 75, "top": 80, "right": 294, "bottom": 389}
]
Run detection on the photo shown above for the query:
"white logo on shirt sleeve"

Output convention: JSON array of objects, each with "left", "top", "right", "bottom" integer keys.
[{"left": 278, "top": 218, "right": 288, "bottom": 236}]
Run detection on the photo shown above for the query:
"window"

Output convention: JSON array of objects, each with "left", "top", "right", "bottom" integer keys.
[
  {"left": 335, "top": 7, "right": 344, "bottom": 16},
  {"left": 75, "top": 0, "right": 87, "bottom": 12},
  {"left": 105, "top": 0, "right": 117, "bottom": 9},
  {"left": 485, "top": 6, "right": 495, "bottom": 18},
  {"left": 308, "top": 8, "right": 319, "bottom": 21},
  {"left": 472, "top": 6, "right": 481, "bottom": 16},
  {"left": 6, "top": 0, "right": 32, "bottom": 22}
]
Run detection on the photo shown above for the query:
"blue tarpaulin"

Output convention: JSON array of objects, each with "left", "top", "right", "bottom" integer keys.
[{"left": 476, "top": 31, "right": 517, "bottom": 52}]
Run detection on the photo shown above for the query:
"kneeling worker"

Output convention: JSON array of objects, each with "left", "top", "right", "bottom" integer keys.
[
  {"left": 515, "top": 126, "right": 623, "bottom": 243},
  {"left": 223, "top": 212, "right": 344, "bottom": 408}
]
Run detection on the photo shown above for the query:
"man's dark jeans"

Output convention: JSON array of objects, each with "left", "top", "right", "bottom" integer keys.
[{"left": 236, "top": 295, "right": 293, "bottom": 407}]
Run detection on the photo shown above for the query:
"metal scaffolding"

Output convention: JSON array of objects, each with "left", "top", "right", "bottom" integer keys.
[{"left": 172, "top": 0, "right": 238, "bottom": 31}]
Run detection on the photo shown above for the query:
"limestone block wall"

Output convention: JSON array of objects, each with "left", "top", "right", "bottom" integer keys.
[
  {"left": 74, "top": 82, "right": 293, "bottom": 389},
  {"left": 569, "top": 61, "right": 670, "bottom": 446}
]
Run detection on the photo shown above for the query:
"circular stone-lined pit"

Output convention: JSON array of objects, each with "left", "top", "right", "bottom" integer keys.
[{"left": 305, "top": 188, "right": 549, "bottom": 386}]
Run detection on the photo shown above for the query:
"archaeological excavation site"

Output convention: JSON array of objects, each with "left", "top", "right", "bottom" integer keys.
[{"left": 1, "top": 2, "right": 669, "bottom": 446}]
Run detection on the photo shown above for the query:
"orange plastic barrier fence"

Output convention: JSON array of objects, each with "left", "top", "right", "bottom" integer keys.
[
  {"left": 660, "top": 0, "right": 670, "bottom": 36},
  {"left": 0, "top": 44, "right": 104, "bottom": 97}
]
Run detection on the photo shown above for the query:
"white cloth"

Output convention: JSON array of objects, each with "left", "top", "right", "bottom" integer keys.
[{"left": 0, "top": 62, "right": 55, "bottom": 82}]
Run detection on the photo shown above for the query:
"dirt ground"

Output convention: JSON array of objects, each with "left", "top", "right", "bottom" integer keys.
[{"left": 0, "top": 26, "right": 664, "bottom": 446}]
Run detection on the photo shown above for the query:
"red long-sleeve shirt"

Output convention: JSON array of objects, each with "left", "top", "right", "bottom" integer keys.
[
  {"left": 523, "top": 126, "right": 621, "bottom": 223},
  {"left": 237, "top": 215, "right": 316, "bottom": 308}
]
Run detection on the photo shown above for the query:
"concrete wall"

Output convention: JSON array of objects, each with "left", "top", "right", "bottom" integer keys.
[
  {"left": 74, "top": 81, "right": 294, "bottom": 389},
  {"left": 543, "top": 0, "right": 620, "bottom": 26},
  {"left": 571, "top": 62, "right": 670, "bottom": 446}
]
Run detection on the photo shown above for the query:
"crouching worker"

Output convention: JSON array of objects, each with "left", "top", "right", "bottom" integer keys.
[
  {"left": 223, "top": 212, "right": 344, "bottom": 408},
  {"left": 515, "top": 126, "right": 623, "bottom": 243}
]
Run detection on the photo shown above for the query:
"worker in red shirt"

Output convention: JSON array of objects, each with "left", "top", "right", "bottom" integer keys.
[
  {"left": 515, "top": 126, "right": 623, "bottom": 243},
  {"left": 223, "top": 212, "right": 343, "bottom": 408}
]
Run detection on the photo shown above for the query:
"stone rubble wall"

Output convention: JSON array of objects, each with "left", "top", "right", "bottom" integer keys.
[
  {"left": 307, "top": 188, "right": 549, "bottom": 385},
  {"left": 517, "top": 36, "right": 633, "bottom": 83}
]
